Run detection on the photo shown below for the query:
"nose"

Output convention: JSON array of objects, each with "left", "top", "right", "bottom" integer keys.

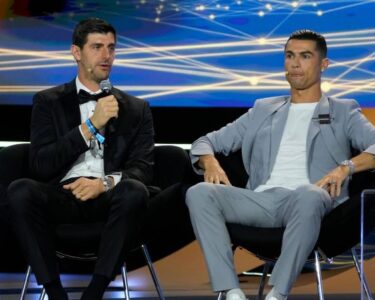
[
  {"left": 291, "top": 57, "right": 301, "bottom": 68},
  {"left": 101, "top": 47, "right": 111, "bottom": 59}
]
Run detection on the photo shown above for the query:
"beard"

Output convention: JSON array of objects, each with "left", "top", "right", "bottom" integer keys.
[
  {"left": 290, "top": 81, "right": 307, "bottom": 90},
  {"left": 287, "top": 77, "right": 308, "bottom": 90}
]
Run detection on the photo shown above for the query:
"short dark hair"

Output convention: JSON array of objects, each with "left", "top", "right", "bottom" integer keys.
[
  {"left": 72, "top": 18, "right": 116, "bottom": 48},
  {"left": 286, "top": 29, "right": 327, "bottom": 58}
]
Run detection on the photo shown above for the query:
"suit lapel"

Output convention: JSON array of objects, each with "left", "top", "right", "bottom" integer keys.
[
  {"left": 307, "top": 95, "right": 346, "bottom": 166},
  {"left": 306, "top": 99, "right": 322, "bottom": 160},
  {"left": 60, "top": 80, "right": 81, "bottom": 131},
  {"left": 242, "top": 97, "right": 288, "bottom": 177},
  {"left": 269, "top": 98, "right": 290, "bottom": 174}
]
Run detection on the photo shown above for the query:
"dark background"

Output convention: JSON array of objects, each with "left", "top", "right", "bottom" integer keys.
[{"left": 0, "top": 105, "right": 247, "bottom": 143}]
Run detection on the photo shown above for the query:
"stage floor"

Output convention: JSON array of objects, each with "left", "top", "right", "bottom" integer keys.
[{"left": 1, "top": 241, "right": 374, "bottom": 299}]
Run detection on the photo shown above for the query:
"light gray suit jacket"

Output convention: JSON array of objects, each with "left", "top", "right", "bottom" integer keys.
[{"left": 191, "top": 94, "right": 375, "bottom": 205}]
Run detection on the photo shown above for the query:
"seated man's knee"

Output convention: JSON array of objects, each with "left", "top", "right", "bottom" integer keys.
[
  {"left": 185, "top": 182, "right": 216, "bottom": 210},
  {"left": 294, "top": 184, "right": 331, "bottom": 212},
  {"left": 112, "top": 179, "right": 148, "bottom": 211},
  {"left": 7, "top": 178, "right": 38, "bottom": 214}
]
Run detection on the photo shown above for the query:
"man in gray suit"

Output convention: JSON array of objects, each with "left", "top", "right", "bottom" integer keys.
[{"left": 186, "top": 30, "right": 375, "bottom": 300}]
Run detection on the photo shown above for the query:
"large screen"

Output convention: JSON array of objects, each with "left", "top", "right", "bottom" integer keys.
[{"left": 0, "top": 0, "right": 374, "bottom": 107}]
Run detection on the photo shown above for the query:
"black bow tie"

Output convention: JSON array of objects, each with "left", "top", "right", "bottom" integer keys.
[{"left": 78, "top": 90, "right": 107, "bottom": 105}]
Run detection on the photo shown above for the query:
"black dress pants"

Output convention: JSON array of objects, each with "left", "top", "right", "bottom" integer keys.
[{"left": 7, "top": 177, "right": 148, "bottom": 284}]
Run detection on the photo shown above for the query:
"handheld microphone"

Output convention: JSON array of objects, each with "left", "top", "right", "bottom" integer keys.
[
  {"left": 100, "top": 79, "right": 112, "bottom": 94},
  {"left": 99, "top": 79, "right": 116, "bottom": 132}
]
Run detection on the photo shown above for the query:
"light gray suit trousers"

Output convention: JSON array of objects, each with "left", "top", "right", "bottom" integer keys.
[
  {"left": 186, "top": 182, "right": 332, "bottom": 295},
  {"left": 186, "top": 94, "right": 375, "bottom": 296}
]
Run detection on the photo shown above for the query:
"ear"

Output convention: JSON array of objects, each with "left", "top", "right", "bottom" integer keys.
[
  {"left": 71, "top": 44, "right": 81, "bottom": 62},
  {"left": 321, "top": 58, "right": 329, "bottom": 72}
]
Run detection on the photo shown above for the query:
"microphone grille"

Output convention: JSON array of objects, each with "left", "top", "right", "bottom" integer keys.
[{"left": 100, "top": 79, "right": 112, "bottom": 92}]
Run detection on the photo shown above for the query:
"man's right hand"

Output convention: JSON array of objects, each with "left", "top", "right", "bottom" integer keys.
[
  {"left": 90, "top": 95, "right": 118, "bottom": 129},
  {"left": 63, "top": 177, "right": 105, "bottom": 201},
  {"left": 199, "top": 154, "right": 231, "bottom": 185}
]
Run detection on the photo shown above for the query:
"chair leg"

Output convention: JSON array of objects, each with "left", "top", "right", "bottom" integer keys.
[
  {"left": 20, "top": 265, "right": 32, "bottom": 300},
  {"left": 141, "top": 244, "right": 166, "bottom": 300},
  {"left": 351, "top": 248, "right": 374, "bottom": 300},
  {"left": 314, "top": 250, "right": 325, "bottom": 300},
  {"left": 121, "top": 263, "right": 131, "bottom": 300},
  {"left": 39, "top": 288, "right": 46, "bottom": 300},
  {"left": 217, "top": 291, "right": 224, "bottom": 300},
  {"left": 257, "top": 262, "right": 272, "bottom": 300}
]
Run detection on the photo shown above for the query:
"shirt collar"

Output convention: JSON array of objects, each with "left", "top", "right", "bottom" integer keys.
[{"left": 75, "top": 77, "right": 102, "bottom": 95}]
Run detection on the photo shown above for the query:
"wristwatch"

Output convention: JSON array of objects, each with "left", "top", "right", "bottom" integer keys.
[
  {"left": 340, "top": 160, "right": 355, "bottom": 178},
  {"left": 102, "top": 176, "right": 114, "bottom": 192}
]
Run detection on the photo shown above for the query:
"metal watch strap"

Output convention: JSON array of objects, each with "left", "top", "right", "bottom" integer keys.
[{"left": 340, "top": 160, "right": 355, "bottom": 178}]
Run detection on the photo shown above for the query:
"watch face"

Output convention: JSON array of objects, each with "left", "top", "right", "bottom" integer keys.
[
  {"left": 341, "top": 160, "right": 351, "bottom": 166},
  {"left": 340, "top": 160, "right": 355, "bottom": 176},
  {"left": 104, "top": 177, "right": 114, "bottom": 190},
  {"left": 108, "top": 180, "right": 114, "bottom": 189}
]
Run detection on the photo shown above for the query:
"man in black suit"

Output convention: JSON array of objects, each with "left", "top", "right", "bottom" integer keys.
[{"left": 7, "top": 18, "right": 154, "bottom": 300}]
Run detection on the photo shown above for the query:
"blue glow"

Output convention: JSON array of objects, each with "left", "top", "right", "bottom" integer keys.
[{"left": 0, "top": 0, "right": 374, "bottom": 107}]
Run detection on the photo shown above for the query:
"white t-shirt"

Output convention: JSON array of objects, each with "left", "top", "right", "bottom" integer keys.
[{"left": 255, "top": 102, "right": 318, "bottom": 192}]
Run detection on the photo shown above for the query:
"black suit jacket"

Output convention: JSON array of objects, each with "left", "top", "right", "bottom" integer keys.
[{"left": 29, "top": 79, "right": 154, "bottom": 185}]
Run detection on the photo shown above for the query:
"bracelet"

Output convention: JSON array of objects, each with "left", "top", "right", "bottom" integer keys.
[
  {"left": 85, "top": 119, "right": 105, "bottom": 144},
  {"left": 85, "top": 118, "right": 98, "bottom": 134}
]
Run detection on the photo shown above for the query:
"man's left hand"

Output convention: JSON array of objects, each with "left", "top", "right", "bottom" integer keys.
[
  {"left": 63, "top": 177, "right": 105, "bottom": 201},
  {"left": 315, "top": 165, "right": 350, "bottom": 198}
]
